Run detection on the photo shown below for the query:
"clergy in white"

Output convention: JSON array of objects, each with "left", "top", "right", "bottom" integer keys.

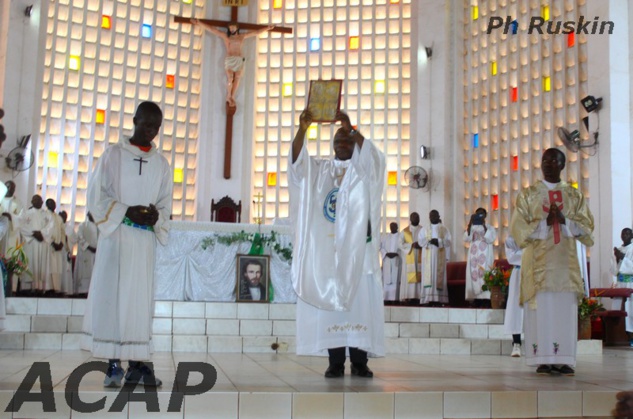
[
  {"left": 0, "top": 181, "right": 9, "bottom": 329},
  {"left": 380, "top": 222, "right": 409, "bottom": 302},
  {"left": 74, "top": 212, "right": 98, "bottom": 295},
  {"left": 0, "top": 181, "right": 24, "bottom": 257},
  {"left": 503, "top": 236, "right": 523, "bottom": 356},
  {"left": 464, "top": 208, "right": 497, "bottom": 302},
  {"left": 81, "top": 101, "right": 172, "bottom": 382},
  {"left": 611, "top": 228, "right": 633, "bottom": 335},
  {"left": 18, "top": 195, "right": 52, "bottom": 292},
  {"left": 418, "top": 210, "right": 451, "bottom": 305},
  {"left": 510, "top": 148, "right": 594, "bottom": 376},
  {"left": 59, "top": 211, "right": 76, "bottom": 296},
  {"left": 43, "top": 199, "right": 65, "bottom": 292},
  {"left": 289, "top": 109, "right": 385, "bottom": 378}
]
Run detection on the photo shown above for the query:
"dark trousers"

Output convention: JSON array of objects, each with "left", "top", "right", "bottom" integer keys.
[{"left": 328, "top": 347, "right": 368, "bottom": 366}]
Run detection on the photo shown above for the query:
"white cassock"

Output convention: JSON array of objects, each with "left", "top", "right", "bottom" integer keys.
[
  {"left": 503, "top": 236, "right": 523, "bottom": 336},
  {"left": 289, "top": 139, "right": 386, "bottom": 357},
  {"left": 61, "top": 223, "right": 77, "bottom": 295},
  {"left": 464, "top": 225, "right": 497, "bottom": 301},
  {"left": 418, "top": 223, "right": 451, "bottom": 304},
  {"left": 43, "top": 212, "right": 65, "bottom": 291},
  {"left": 399, "top": 224, "right": 422, "bottom": 300},
  {"left": 380, "top": 232, "right": 409, "bottom": 301},
  {"left": 0, "top": 182, "right": 9, "bottom": 330},
  {"left": 0, "top": 195, "right": 24, "bottom": 254},
  {"left": 1, "top": 195, "right": 24, "bottom": 292},
  {"left": 74, "top": 219, "right": 98, "bottom": 294},
  {"left": 81, "top": 137, "right": 172, "bottom": 360},
  {"left": 0, "top": 215, "right": 7, "bottom": 331},
  {"left": 18, "top": 207, "right": 52, "bottom": 290},
  {"left": 611, "top": 242, "right": 633, "bottom": 333}
]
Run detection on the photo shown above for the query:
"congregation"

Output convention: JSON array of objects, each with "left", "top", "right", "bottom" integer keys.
[{"left": 0, "top": 185, "right": 97, "bottom": 298}]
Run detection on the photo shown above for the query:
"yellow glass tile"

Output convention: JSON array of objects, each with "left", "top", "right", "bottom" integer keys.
[
  {"left": 541, "top": 5, "right": 550, "bottom": 21},
  {"left": 542, "top": 76, "right": 551, "bottom": 92},
  {"left": 173, "top": 168, "right": 184, "bottom": 183}
]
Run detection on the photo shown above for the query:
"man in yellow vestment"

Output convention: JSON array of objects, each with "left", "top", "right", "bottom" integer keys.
[
  {"left": 400, "top": 212, "right": 422, "bottom": 304},
  {"left": 510, "top": 148, "right": 593, "bottom": 376}
]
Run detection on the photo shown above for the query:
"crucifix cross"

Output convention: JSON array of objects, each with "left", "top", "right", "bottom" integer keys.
[
  {"left": 175, "top": 5, "right": 292, "bottom": 180},
  {"left": 134, "top": 157, "right": 147, "bottom": 175}
]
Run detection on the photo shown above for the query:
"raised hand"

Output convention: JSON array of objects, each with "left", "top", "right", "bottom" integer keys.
[
  {"left": 299, "top": 109, "right": 313, "bottom": 131},
  {"left": 335, "top": 110, "right": 353, "bottom": 133}
]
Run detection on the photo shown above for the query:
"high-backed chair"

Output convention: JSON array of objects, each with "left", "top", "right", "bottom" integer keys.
[{"left": 211, "top": 196, "right": 242, "bottom": 223}]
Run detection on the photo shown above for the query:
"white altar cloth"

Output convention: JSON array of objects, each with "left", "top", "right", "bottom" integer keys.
[{"left": 154, "top": 221, "right": 297, "bottom": 303}]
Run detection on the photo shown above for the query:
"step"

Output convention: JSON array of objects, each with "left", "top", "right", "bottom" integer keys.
[{"left": 2, "top": 298, "right": 602, "bottom": 355}]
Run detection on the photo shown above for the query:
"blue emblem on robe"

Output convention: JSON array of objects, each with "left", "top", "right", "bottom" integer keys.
[{"left": 323, "top": 188, "right": 338, "bottom": 222}]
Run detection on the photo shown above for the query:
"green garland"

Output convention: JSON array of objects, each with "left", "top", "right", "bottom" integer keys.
[{"left": 201, "top": 230, "right": 293, "bottom": 262}]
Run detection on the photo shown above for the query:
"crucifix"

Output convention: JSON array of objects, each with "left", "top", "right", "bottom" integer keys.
[
  {"left": 134, "top": 157, "right": 147, "bottom": 175},
  {"left": 175, "top": 5, "right": 292, "bottom": 180}
]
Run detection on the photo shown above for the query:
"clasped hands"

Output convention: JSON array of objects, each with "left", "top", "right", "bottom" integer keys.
[
  {"left": 546, "top": 203, "right": 565, "bottom": 226},
  {"left": 126, "top": 204, "right": 159, "bottom": 226}
]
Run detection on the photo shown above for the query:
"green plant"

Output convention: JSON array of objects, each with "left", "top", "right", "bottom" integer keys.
[
  {"left": 481, "top": 266, "right": 511, "bottom": 292},
  {"left": 578, "top": 297, "right": 604, "bottom": 320},
  {"left": 1, "top": 243, "right": 30, "bottom": 276}
]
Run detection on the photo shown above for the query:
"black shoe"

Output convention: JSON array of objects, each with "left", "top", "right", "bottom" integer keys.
[
  {"left": 324, "top": 364, "right": 344, "bottom": 378},
  {"left": 351, "top": 363, "right": 373, "bottom": 378},
  {"left": 553, "top": 365, "right": 575, "bottom": 376},
  {"left": 124, "top": 362, "right": 162, "bottom": 387},
  {"left": 536, "top": 364, "right": 551, "bottom": 375}
]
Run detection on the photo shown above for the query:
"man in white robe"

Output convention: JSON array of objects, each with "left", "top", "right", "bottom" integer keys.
[
  {"left": 0, "top": 180, "right": 9, "bottom": 329},
  {"left": 58, "top": 211, "right": 76, "bottom": 296},
  {"left": 81, "top": 102, "right": 172, "bottom": 388},
  {"left": 74, "top": 212, "right": 98, "bottom": 296},
  {"left": 399, "top": 212, "right": 422, "bottom": 304},
  {"left": 418, "top": 210, "right": 451, "bottom": 306},
  {"left": 289, "top": 109, "right": 385, "bottom": 378},
  {"left": 503, "top": 236, "right": 523, "bottom": 357},
  {"left": 43, "top": 199, "right": 65, "bottom": 294},
  {"left": 0, "top": 181, "right": 24, "bottom": 251},
  {"left": 464, "top": 207, "right": 497, "bottom": 306},
  {"left": 18, "top": 195, "right": 52, "bottom": 294},
  {"left": 0, "top": 181, "right": 22, "bottom": 294},
  {"left": 612, "top": 227, "right": 633, "bottom": 341},
  {"left": 380, "top": 222, "right": 409, "bottom": 303},
  {"left": 511, "top": 148, "right": 594, "bottom": 376}
]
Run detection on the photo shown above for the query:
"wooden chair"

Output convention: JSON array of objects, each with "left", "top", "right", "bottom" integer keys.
[{"left": 211, "top": 196, "right": 242, "bottom": 223}]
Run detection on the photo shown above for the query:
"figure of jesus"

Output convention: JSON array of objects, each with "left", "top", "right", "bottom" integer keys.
[{"left": 192, "top": 19, "right": 274, "bottom": 107}]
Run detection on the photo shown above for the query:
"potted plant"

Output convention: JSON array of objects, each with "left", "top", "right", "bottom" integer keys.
[
  {"left": 481, "top": 265, "right": 511, "bottom": 309},
  {"left": 1, "top": 244, "right": 30, "bottom": 297},
  {"left": 577, "top": 297, "right": 604, "bottom": 340}
]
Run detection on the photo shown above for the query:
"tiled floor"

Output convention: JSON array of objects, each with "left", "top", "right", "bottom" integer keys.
[{"left": 0, "top": 348, "right": 629, "bottom": 418}]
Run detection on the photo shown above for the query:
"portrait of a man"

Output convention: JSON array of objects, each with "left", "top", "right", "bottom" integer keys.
[{"left": 236, "top": 255, "right": 270, "bottom": 302}]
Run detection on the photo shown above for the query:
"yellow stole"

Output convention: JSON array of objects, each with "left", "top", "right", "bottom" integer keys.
[{"left": 403, "top": 226, "right": 421, "bottom": 283}]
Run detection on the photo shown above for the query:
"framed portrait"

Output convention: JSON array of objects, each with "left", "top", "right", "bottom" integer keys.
[
  {"left": 306, "top": 79, "right": 343, "bottom": 122},
  {"left": 236, "top": 254, "right": 270, "bottom": 303}
]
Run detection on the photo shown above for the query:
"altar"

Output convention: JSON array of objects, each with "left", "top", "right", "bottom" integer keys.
[{"left": 154, "top": 221, "right": 297, "bottom": 303}]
